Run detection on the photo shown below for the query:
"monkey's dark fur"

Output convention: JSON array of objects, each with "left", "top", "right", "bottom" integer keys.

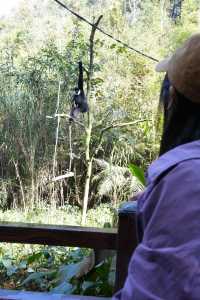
[{"left": 70, "top": 62, "right": 89, "bottom": 120}]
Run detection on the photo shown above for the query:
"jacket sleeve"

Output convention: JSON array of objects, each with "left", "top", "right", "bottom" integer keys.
[{"left": 112, "top": 160, "right": 200, "bottom": 300}]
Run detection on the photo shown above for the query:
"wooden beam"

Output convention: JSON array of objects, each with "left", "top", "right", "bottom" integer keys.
[{"left": 0, "top": 222, "right": 117, "bottom": 250}]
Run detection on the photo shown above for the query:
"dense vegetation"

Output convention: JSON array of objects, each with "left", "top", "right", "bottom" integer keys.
[{"left": 0, "top": 0, "right": 199, "bottom": 295}]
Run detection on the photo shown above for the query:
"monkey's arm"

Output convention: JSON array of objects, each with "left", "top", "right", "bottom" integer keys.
[{"left": 78, "top": 61, "right": 84, "bottom": 91}]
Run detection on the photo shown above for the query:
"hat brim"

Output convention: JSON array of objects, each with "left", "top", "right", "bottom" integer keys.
[{"left": 155, "top": 56, "right": 171, "bottom": 72}]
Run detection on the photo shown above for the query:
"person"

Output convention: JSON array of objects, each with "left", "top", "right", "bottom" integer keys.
[{"left": 113, "top": 34, "right": 200, "bottom": 300}]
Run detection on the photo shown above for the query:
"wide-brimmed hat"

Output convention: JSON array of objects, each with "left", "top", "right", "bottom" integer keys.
[{"left": 156, "top": 34, "right": 200, "bottom": 103}]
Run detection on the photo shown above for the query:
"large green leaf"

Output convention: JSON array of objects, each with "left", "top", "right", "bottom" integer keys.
[
  {"left": 27, "top": 252, "right": 43, "bottom": 264},
  {"left": 82, "top": 281, "right": 95, "bottom": 292},
  {"left": 58, "top": 263, "right": 81, "bottom": 281},
  {"left": 128, "top": 164, "right": 146, "bottom": 186},
  {"left": 51, "top": 282, "right": 73, "bottom": 294},
  {"left": 1, "top": 257, "right": 18, "bottom": 276},
  {"left": 21, "top": 272, "right": 46, "bottom": 285},
  {"left": 1, "top": 258, "right": 12, "bottom": 269},
  {"left": 21, "top": 270, "right": 57, "bottom": 285}
]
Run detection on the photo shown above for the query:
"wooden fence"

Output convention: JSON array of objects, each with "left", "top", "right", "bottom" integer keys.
[{"left": 0, "top": 202, "right": 138, "bottom": 299}]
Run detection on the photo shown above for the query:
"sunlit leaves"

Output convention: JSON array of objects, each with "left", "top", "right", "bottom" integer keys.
[{"left": 128, "top": 163, "right": 145, "bottom": 187}]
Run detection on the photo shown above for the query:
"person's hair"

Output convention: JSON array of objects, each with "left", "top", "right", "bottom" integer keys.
[{"left": 159, "top": 74, "right": 200, "bottom": 155}]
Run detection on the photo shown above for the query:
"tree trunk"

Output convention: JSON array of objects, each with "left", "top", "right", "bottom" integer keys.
[
  {"left": 81, "top": 15, "right": 103, "bottom": 225},
  {"left": 13, "top": 159, "right": 26, "bottom": 211},
  {"left": 31, "top": 165, "right": 35, "bottom": 210},
  {"left": 82, "top": 159, "right": 93, "bottom": 225}
]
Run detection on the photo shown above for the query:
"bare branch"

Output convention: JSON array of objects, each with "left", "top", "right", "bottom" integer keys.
[
  {"left": 52, "top": 80, "right": 62, "bottom": 178},
  {"left": 52, "top": 172, "right": 74, "bottom": 182},
  {"left": 46, "top": 113, "right": 86, "bottom": 130},
  {"left": 89, "top": 16, "right": 103, "bottom": 75}
]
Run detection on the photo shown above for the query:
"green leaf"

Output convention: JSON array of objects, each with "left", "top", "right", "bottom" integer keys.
[
  {"left": 1, "top": 258, "right": 12, "bottom": 269},
  {"left": 128, "top": 164, "right": 146, "bottom": 186},
  {"left": 43, "top": 249, "right": 51, "bottom": 259},
  {"left": 82, "top": 281, "right": 95, "bottom": 292},
  {"left": 27, "top": 252, "right": 43, "bottom": 264},
  {"left": 58, "top": 263, "right": 81, "bottom": 281},
  {"left": 21, "top": 272, "right": 46, "bottom": 285},
  {"left": 7, "top": 265, "right": 18, "bottom": 276},
  {"left": 94, "top": 260, "right": 111, "bottom": 281},
  {"left": 69, "top": 248, "right": 84, "bottom": 262},
  {"left": 110, "top": 43, "right": 116, "bottom": 49},
  {"left": 18, "top": 260, "right": 27, "bottom": 269},
  {"left": 21, "top": 270, "right": 57, "bottom": 286},
  {"left": 52, "top": 282, "right": 73, "bottom": 294},
  {"left": 1, "top": 257, "right": 18, "bottom": 276}
]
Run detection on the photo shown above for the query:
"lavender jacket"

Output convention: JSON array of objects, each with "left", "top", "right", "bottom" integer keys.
[{"left": 113, "top": 141, "right": 200, "bottom": 300}]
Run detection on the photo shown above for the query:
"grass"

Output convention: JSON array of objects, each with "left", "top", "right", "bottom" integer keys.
[{"left": 0, "top": 203, "right": 114, "bottom": 226}]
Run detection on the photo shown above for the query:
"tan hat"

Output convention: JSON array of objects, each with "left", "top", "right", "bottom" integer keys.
[{"left": 156, "top": 34, "right": 200, "bottom": 103}]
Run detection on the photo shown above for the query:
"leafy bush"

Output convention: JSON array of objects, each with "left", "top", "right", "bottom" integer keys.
[{"left": 0, "top": 247, "right": 114, "bottom": 297}]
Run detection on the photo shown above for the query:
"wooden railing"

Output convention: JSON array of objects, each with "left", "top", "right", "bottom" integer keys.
[{"left": 0, "top": 202, "right": 138, "bottom": 298}]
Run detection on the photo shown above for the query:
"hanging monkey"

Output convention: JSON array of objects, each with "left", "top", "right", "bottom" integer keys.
[{"left": 70, "top": 61, "right": 89, "bottom": 120}]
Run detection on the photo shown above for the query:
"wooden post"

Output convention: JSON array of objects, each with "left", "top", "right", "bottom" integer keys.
[{"left": 115, "top": 201, "right": 138, "bottom": 292}]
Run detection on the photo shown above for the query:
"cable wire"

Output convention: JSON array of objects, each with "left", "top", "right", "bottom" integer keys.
[{"left": 53, "top": 0, "right": 159, "bottom": 62}]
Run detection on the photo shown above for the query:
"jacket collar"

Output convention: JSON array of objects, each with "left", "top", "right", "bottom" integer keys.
[{"left": 147, "top": 140, "right": 200, "bottom": 184}]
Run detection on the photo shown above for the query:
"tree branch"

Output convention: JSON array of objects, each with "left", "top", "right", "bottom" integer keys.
[
  {"left": 92, "top": 118, "right": 150, "bottom": 158},
  {"left": 87, "top": 15, "right": 103, "bottom": 96},
  {"left": 46, "top": 113, "right": 86, "bottom": 130}
]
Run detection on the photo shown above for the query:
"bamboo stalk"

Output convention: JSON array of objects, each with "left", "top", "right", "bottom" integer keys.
[{"left": 12, "top": 159, "right": 26, "bottom": 211}]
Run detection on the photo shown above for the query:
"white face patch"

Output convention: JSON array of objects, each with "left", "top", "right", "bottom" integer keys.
[{"left": 75, "top": 89, "right": 81, "bottom": 95}]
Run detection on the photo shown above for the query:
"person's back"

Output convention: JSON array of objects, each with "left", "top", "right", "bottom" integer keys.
[{"left": 113, "top": 34, "right": 200, "bottom": 300}]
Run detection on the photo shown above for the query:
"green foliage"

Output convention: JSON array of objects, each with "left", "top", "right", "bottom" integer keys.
[
  {"left": 0, "top": 246, "right": 113, "bottom": 297},
  {"left": 93, "top": 159, "right": 142, "bottom": 204},
  {"left": 128, "top": 163, "right": 146, "bottom": 187}
]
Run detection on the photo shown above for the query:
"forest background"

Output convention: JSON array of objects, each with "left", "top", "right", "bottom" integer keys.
[{"left": 0, "top": 0, "right": 199, "bottom": 295}]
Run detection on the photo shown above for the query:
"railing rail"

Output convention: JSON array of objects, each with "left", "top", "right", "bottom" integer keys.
[
  {"left": 0, "top": 202, "right": 138, "bottom": 294},
  {"left": 0, "top": 222, "right": 117, "bottom": 249}
]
